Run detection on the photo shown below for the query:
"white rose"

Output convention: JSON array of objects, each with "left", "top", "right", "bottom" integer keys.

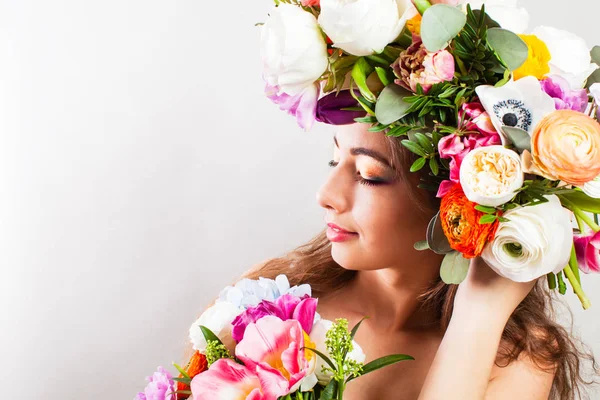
[
  {"left": 188, "top": 302, "right": 240, "bottom": 353},
  {"left": 307, "top": 319, "right": 366, "bottom": 385},
  {"left": 581, "top": 175, "right": 600, "bottom": 199},
  {"left": 463, "top": 0, "right": 530, "bottom": 33},
  {"left": 261, "top": 4, "right": 329, "bottom": 95},
  {"left": 459, "top": 145, "right": 524, "bottom": 207},
  {"left": 318, "top": 0, "right": 416, "bottom": 57},
  {"left": 532, "top": 26, "right": 599, "bottom": 89},
  {"left": 481, "top": 195, "right": 573, "bottom": 282}
]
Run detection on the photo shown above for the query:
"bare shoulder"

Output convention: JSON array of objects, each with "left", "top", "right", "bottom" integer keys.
[{"left": 486, "top": 333, "right": 557, "bottom": 399}]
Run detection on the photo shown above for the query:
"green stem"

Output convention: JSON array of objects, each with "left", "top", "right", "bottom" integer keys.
[
  {"left": 563, "top": 266, "right": 592, "bottom": 310},
  {"left": 338, "top": 383, "right": 345, "bottom": 400},
  {"left": 569, "top": 244, "right": 581, "bottom": 286},
  {"left": 413, "top": 0, "right": 432, "bottom": 15},
  {"left": 547, "top": 272, "right": 557, "bottom": 290},
  {"left": 557, "top": 271, "right": 566, "bottom": 295}
]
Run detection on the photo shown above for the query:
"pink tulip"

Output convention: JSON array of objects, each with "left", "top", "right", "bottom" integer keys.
[
  {"left": 574, "top": 231, "right": 600, "bottom": 274},
  {"left": 231, "top": 294, "right": 317, "bottom": 343},
  {"left": 265, "top": 83, "right": 319, "bottom": 131},
  {"left": 190, "top": 358, "right": 269, "bottom": 400},
  {"left": 460, "top": 102, "right": 497, "bottom": 136},
  {"left": 236, "top": 316, "right": 311, "bottom": 397}
]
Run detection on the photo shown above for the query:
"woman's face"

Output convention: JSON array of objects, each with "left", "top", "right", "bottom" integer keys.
[{"left": 316, "top": 123, "right": 432, "bottom": 271}]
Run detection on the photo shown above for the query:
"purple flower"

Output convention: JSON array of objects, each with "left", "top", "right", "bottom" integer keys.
[
  {"left": 265, "top": 83, "right": 319, "bottom": 131},
  {"left": 135, "top": 366, "right": 175, "bottom": 400},
  {"left": 316, "top": 90, "right": 366, "bottom": 125},
  {"left": 540, "top": 75, "right": 588, "bottom": 112},
  {"left": 574, "top": 231, "right": 600, "bottom": 274},
  {"left": 231, "top": 293, "right": 317, "bottom": 343}
]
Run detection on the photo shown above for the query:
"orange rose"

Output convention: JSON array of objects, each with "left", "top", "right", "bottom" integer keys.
[
  {"left": 531, "top": 110, "right": 600, "bottom": 186},
  {"left": 439, "top": 185, "right": 499, "bottom": 259},
  {"left": 176, "top": 351, "right": 208, "bottom": 399}
]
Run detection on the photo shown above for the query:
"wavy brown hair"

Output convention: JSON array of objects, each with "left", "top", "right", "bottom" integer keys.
[{"left": 239, "top": 134, "right": 599, "bottom": 399}]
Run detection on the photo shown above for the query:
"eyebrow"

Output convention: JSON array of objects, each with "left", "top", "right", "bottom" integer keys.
[{"left": 334, "top": 135, "right": 393, "bottom": 169}]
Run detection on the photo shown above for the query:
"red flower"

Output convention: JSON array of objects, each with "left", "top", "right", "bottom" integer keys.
[{"left": 176, "top": 351, "right": 208, "bottom": 399}]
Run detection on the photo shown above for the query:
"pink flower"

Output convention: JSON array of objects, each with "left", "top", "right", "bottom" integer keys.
[
  {"left": 231, "top": 294, "right": 317, "bottom": 343},
  {"left": 235, "top": 316, "right": 312, "bottom": 397},
  {"left": 430, "top": 0, "right": 460, "bottom": 4},
  {"left": 540, "top": 75, "right": 588, "bottom": 112},
  {"left": 135, "top": 367, "right": 176, "bottom": 400},
  {"left": 436, "top": 102, "right": 501, "bottom": 198},
  {"left": 190, "top": 358, "right": 270, "bottom": 400},
  {"left": 574, "top": 231, "right": 600, "bottom": 274},
  {"left": 265, "top": 83, "right": 319, "bottom": 131},
  {"left": 423, "top": 50, "right": 455, "bottom": 84},
  {"left": 301, "top": 0, "right": 320, "bottom": 5}
]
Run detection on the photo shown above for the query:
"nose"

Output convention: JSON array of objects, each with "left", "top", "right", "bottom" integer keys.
[{"left": 316, "top": 163, "right": 351, "bottom": 213}]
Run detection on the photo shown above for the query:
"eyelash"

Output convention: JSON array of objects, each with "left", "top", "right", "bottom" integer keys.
[{"left": 328, "top": 160, "right": 386, "bottom": 187}]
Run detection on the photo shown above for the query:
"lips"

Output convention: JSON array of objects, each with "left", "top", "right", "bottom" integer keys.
[{"left": 327, "top": 223, "right": 356, "bottom": 234}]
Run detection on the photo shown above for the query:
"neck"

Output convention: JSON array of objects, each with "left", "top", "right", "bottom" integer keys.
[{"left": 343, "top": 250, "right": 444, "bottom": 333}]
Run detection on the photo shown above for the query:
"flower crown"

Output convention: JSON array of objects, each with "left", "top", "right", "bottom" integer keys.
[{"left": 259, "top": 0, "right": 600, "bottom": 309}]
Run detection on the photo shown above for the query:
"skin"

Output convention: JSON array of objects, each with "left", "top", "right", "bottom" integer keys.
[{"left": 315, "top": 123, "right": 555, "bottom": 399}]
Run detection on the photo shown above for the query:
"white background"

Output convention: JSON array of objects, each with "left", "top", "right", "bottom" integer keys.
[{"left": 1, "top": 1, "right": 599, "bottom": 399}]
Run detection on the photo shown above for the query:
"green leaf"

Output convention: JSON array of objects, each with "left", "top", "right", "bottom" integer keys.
[
  {"left": 374, "top": 66, "right": 391, "bottom": 87},
  {"left": 401, "top": 140, "right": 427, "bottom": 157},
  {"left": 387, "top": 125, "right": 413, "bottom": 137},
  {"left": 303, "top": 347, "right": 337, "bottom": 372},
  {"left": 586, "top": 46, "right": 600, "bottom": 88},
  {"left": 557, "top": 271, "right": 567, "bottom": 295},
  {"left": 479, "top": 214, "right": 498, "bottom": 224},
  {"left": 414, "top": 240, "right": 430, "bottom": 251},
  {"left": 421, "top": 4, "right": 467, "bottom": 52},
  {"left": 351, "top": 58, "right": 376, "bottom": 103},
  {"left": 429, "top": 157, "right": 439, "bottom": 176},
  {"left": 319, "top": 379, "right": 338, "bottom": 400},
  {"left": 200, "top": 325, "right": 224, "bottom": 346},
  {"left": 474, "top": 205, "right": 497, "bottom": 214},
  {"left": 173, "top": 377, "right": 192, "bottom": 385},
  {"left": 375, "top": 84, "right": 413, "bottom": 125},
  {"left": 410, "top": 157, "right": 427, "bottom": 172},
  {"left": 559, "top": 191, "right": 600, "bottom": 213},
  {"left": 502, "top": 126, "right": 531, "bottom": 152},
  {"left": 471, "top": 9, "right": 500, "bottom": 28},
  {"left": 414, "top": 132, "right": 433, "bottom": 152},
  {"left": 486, "top": 28, "right": 529, "bottom": 71},
  {"left": 173, "top": 362, "right": 191, "bottom": 380},
  {"left": 347, "top": 354, "right": 415, "bottom": 382},
  {"left": 349, "top": 317, "right": 368, "bottom": 342},
  {"left": 440, "top": 251, "right": 470, "bottom": 284}
]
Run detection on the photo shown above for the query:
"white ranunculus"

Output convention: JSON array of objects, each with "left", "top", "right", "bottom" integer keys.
[
  {"left": 581, "top": 175, "right": 600, "bottom": 199},
  {"left": 481, "top": 195, "right": 573, "bottom": 282},
  {"left": 318, "top": 0, "right": 416, "bottom": 57},
  {"left": 590, "top": 83, "right": 600, "bottom": 105},
  {"left": 261, "top": 4, "right": 329, "bottom": 95},
  {"left": 308, "top": 319, "right": 366, "bottom": 385},
  {"left": 463, "top": 0, "right": 530, "bottom": 33},
  {"left": 189, "top": 302, "right": 241, "bottom": 352},
  {"left": 532, "top": 26, "right": 599, "bottom": 89},
  {"left": 459, "top": 145, "right": 524, "bottom": 207},
  {"left": 475, "top": 76, "right": 555, "bottom": 144}
]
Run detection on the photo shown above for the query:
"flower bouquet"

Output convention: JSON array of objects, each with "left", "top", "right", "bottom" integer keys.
[
  {"left": 135, "top": 275, "right": 413, "bottom": 399},
  {"left": 260, "top": 0, "right": 600, "bottom": 309}
]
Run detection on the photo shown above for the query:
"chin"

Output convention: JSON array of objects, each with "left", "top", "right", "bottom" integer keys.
[{"left": 330, "top": 245, "right": 383, "bottom": 272}]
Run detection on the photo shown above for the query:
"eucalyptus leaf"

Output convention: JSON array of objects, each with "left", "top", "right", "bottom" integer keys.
[
  {"left": 426, "top": 212, "right": 453, "bottom": 255},
  {"left": 414, "top": 240, "right": 430, "bottom": 251},
  {"left": 421, "top": 4, "right": 467, "bottom": 52},
  {"left": 351, "top": 58, "right": 376, "bottom": 103},
  {"left": 486, "top": 28, "right": 528, "bottom": 71},
  {"left": 502, "top": 126, "right": 531, "bottom": 152},
  {"left": 440, "top": 251, "right": 469, "bottom": 284},
  {"left": 586, "top": 46, "right": 600, "bottom": 89},
  {"left": 375, "top": 84, "right": 413, "bottom": 125},
  {"left": 347, "top": 354, "right": 415, "bottom": 382}
]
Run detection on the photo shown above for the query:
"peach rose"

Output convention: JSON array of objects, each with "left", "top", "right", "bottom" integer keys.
[{"left": 531, "top": 110, "right": 600, "bottom": 186}]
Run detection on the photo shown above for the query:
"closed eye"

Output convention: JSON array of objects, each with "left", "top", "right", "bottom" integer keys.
[{"left": 328, "top": 160, "right": 388, "bottom": 187}]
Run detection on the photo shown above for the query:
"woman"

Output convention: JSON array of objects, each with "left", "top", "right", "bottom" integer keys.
[{"left": 234, "top": 121, "right": 598, "bottom": 399}]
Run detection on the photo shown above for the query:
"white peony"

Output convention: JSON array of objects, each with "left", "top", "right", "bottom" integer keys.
[
  {"left": 318, "top": 0, "right": 417, "bottom": 57},
  {"left": 459, "top": 145, "right": 524, "bottom": 207},
  {"left": 463, "top": 0, "right": 530, "bottom": 33},
  {"left": 481, "top": 195, "right": 573, "bottom": 282},
  {"left": 307, "top": 319, "right": 366, "bottom": 385},
  {"left": 532, "top": 26, "right": 599, "bottom": 89},
  {"left": 188, "top": 302, "right": 240, "bottom": 353},
  {"left": 261, "top": 4, "right": 329, "bottom": 95},
  {"left": 581, "top": 175, "right": 600, "bottom": 199}
]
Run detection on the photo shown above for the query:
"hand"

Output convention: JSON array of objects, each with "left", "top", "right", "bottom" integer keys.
[{"left": 453, "top": 257, "right": 537, "bottom": 322}]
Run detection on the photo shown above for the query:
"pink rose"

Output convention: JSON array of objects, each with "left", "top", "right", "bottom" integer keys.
[
  {"left": 574, "top": 230, "right": 600, "bottom": 274},
  {"left": 301, "top": 0, "right": 320, "bottom": 5},
  {"left": 408, "top": 49, "right": 455, "bottom": 93}
]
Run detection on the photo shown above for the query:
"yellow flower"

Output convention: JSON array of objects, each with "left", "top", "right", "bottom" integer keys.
[
  {"left": 407, "top": 13, "right": 422, "bottom": 35},
  {"left": 513, "top": 34, "right": 551, "bottom": 81}
]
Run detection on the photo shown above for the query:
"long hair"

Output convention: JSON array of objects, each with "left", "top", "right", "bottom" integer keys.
[{"left": 240, "top": 134, "right": 599, "bottom": 399}]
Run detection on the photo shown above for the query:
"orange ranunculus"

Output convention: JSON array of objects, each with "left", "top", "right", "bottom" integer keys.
[
  {"left": 439, "top": 185, "right": 499, "bottom": 259},
  {"left": 531, "top": 110, "right": 600, "bottom": 186},
  {"left": 176, "top": 351, "right": 208, "bottom": 399}
]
